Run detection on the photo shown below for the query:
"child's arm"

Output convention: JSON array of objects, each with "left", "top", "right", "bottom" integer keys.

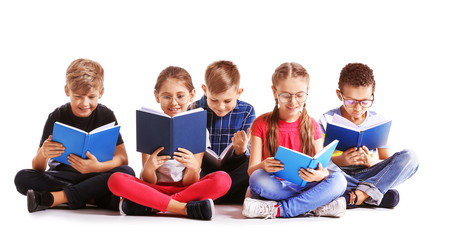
[
  {"left": 32, "top": 135, "right": 65, "bottom": 171},
  {"left": 141, "top": 147, "right": 171, "bottom": 184},
  {"left": 174, "top": 148, "right": 203, "bottom": 186},
  {"left": 377, "top": 147, "right": 391, "bottom": 160},
  {"left": 247, "top": 135, "right": 283, "bottom": 176}
]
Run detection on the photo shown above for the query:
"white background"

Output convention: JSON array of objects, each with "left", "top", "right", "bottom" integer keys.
[{"left": 1, "top": 0, "right": 458, "bottom": 239}]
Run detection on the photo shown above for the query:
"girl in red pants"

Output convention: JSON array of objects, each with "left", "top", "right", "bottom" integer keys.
[{"left": 108, "top": 66, "right": 231, "bottom": 220}]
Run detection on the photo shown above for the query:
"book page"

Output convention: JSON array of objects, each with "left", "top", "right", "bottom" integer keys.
[
  {"left": 139, "top": 107, "right": 170, "bottom": 118},
  {"left": 219, "top": 143, "right": 233, "bottom": 159},
  {"left": 313, "top": 139, "right": 338, "bottom": 159},
  {"left": 55, "top": 122, "right": 88, "bottom": 134},
  {"left": 174, "top": 107, "right": 204, "bottom": 117},
  {"left": 362, "top": 114, "right": 391, "bottom": 130},
  {"left": 90, "top": 122, "right": 116, "bottom": 134},
  {"left": 331, "top": 114, "right": 359, "bottom": 131}
]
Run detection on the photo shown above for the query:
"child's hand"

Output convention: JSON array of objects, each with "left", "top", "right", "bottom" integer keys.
[
  {"left": 262, "top": 157, "right": 284, "bottom": 173},
  {"left": 147, "top": 147, "right": 171, "bottom": 171},
  {"left": 40, "top": 135, "right": 65, "bottom": 159},
  {"left": 340, "top": 147, "right": 365, "bottom": 166},
  {"left": 174, "top": 148, "right": 200, "bottom": 172},
  {"left": 68, "top": 151, "right": 102, "bottom": 174},
  {"left": 232, "top": 128, "right": 251, "bottom": 156},
  {"left": 358, "top": 146, "right": 381, "bottom": 167},
  {"left": 298, "top": 162, "right": 329, "bottom": 182}
]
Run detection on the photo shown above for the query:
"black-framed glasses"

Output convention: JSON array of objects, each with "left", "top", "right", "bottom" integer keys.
[
  {"left": 275, "top": 88, "right": 308, "bottom": 104},
  {"left": 340, "top": 91, "right": 374, "bottom": 108}
]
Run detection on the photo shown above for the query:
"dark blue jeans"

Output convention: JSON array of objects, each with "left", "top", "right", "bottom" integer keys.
[{"left": 14, "top": 164, "right": 135, "bottom": 210}]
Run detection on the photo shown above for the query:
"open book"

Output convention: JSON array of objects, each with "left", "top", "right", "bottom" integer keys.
[
  {"left": 324, "top": 113, "right": 391, "bottom": 151},
  {"left": 202, "top": 144, "right": 234, "bottom": 169},
  {"left": 274, "top": 140, "right": 339, "bottom": 187},
  {"left": 51, "top": 121, "right": 120, "bottom": 165},
  {"left": 136, "top": 107, "right": 207, "bottom": 156}
]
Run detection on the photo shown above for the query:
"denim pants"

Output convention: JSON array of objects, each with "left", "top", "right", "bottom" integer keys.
[
  {"left": 14, "top": 164, "right": 135, "bottom": 210},
  {"left": 249, "top": 169, "right": 346, "bottom": 218},
  {"left": 329, "top": 149, "right": 419, "bottom": 205}
]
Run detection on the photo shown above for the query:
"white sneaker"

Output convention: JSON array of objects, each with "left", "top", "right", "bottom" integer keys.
[
  {"left": 242, "top": 198, "right": 279, "bottom": 219},
  {"left": 311, "top": 197, "right": 346, "bottom": 218}
]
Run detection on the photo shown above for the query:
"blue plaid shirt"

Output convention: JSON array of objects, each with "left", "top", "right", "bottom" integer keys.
[{"left": 189, "top": 95, "right": 256, "bottom": 155}]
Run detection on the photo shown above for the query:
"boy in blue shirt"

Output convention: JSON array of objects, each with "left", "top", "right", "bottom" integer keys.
[
  {"left": 319, "top": 63, "right": 419, "bottom": 209},
  {"left": 14, "top": 58, "right": 134, "bottom": 212},
  {"left": 189, "top": 60, "right": 255, "bottom": 204}
]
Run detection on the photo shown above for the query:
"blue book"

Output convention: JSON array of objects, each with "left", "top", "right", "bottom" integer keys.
[
  {"left": 274, "top": 140, "right": 339, "bottom": 187},
  {"left": 324, "top": 113, "right": 392, "bottom": 151},
  {"left": 136, "top": 107, "right": 207, "bottom": 156},
  {"left": 51, "top": 122, "right": 120, "bottom": 165}
]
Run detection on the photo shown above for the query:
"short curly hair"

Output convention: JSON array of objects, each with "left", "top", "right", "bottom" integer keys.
[{"left": 338, "top": 63, "right": 375, "bottom": 92}]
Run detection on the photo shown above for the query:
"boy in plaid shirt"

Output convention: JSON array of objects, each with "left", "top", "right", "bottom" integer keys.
[{"left": 189, "top": 60, "right": 255, "bottom": 204}]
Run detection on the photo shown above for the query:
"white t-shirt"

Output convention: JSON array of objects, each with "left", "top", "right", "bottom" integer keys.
[{"left": 142, "top": 130, "right": 211, "bottom": 183}]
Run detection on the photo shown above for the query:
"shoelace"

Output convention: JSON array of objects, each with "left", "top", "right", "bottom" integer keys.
[{"left": 255, "top": 202, "right": 277, "bottom": 220}]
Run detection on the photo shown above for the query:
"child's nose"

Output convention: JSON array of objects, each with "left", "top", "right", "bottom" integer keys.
[{"left": 82, "top": 97, "right": 90, "bottom": 105}]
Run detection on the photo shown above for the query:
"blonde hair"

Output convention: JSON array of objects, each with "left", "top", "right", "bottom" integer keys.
[
  {"left": 66, "top": 58, "right": 104, "bottom": 93},
  {"left": 264, "top": 62, "right": 315, "bottom": 157},
  {"left": 205, "top": 60, "right": 240, "bottom": 94}
]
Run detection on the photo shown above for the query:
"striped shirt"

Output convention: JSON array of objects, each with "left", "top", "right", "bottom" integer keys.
[{"left": 189, "top": 95, "right": 256, "bottom": 155}]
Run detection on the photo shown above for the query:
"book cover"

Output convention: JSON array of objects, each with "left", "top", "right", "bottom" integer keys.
[
  {"left": 136, "top": 107, "right": 207, "bottom": 156},
  {"left": 274, "top": 140, "right": 339, "bottom": 187},
  {"left": 51, "top": 121, "right": 120, "bottom": 165},
  {"left": 324, "top": 113, "right": 392, "bottom": 151}
]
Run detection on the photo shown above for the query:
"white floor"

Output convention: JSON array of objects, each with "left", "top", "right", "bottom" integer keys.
[{"left": 4, "top": 175, "right": 456, "bottom": 240}]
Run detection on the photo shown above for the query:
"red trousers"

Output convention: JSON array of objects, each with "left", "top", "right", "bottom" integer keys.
[{"left": 108, "top": 171, "right": 231, "bottom": 212}]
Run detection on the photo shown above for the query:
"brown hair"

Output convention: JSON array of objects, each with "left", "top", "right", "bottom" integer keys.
[
  {"left": 66, "top": 58, "right": 104, "bottom": 93},
  {"left": 338, "top": 63, "right": 375, "bottom": 92},
  {"left": 155, "top": 66, "right": 194, "bottom": 93},
  {"left": 264, "top": 62, "right": 315, "bottom": 157},
  {"left": 204, "top": 60, "right": 240, "bottom": 94}
]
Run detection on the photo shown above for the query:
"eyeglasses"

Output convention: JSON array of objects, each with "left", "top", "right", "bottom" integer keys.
[
  {"left": 275, "top": 88, "right": 308, "bottom": 104},
  {"left": 158, "top": 94, "right": 190, "bottom": 105},
  {"left": 340, "top": 91, "right": 374, "bottom": 108}
]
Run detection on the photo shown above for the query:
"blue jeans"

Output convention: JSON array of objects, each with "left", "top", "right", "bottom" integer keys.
[
  {"left": 249, "top": 169, "right": 346, "bottom": 218},
  {"left": 329, "top": 149, "right": 419, "bottom": 205}
]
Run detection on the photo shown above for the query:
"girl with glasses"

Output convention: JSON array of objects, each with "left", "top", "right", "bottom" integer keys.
[
  {"left": 108, "top": 66, "right": 231, "bottom": 220},
  {"left": 242, "top": 62, "right": 347, "bottom": 219}
]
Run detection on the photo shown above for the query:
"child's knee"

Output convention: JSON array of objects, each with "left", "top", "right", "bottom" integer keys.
[
  {"left": 107, "top": 172, "right": 130, "bottom": 195},
  {"left": 327, "top": 171, "right": 347, "bottom": 196},
  {"left": 249, "top": 169, "right": 280, "bottom": 196},
  {"left": 395, "top": 149, "right": 419, "bottom": 173},
  {"left": 213, "top": 171, "right": 232, "bottom": 192}
]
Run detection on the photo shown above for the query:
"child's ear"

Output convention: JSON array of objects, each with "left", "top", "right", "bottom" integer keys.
[
  {"left": 154, "top": 90, "right": 160, "bottom": 103},
  {"left": 201, "top": 84, "right": 207, "bottom": 96},
  {"left": 189, "top": 89, "right": 196, "bottom": 102},
  {"left": 237, "top": 88, "right": 243, "bottom": 98},
  {"left": 336, "top": 89, "right": 343, "bottom": 101},
  {"left": 65, "top": 85, "right": 70, "bottom": 97},
  {"left": 99, "top": 88, "right": 104, "bottom": 98}
]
